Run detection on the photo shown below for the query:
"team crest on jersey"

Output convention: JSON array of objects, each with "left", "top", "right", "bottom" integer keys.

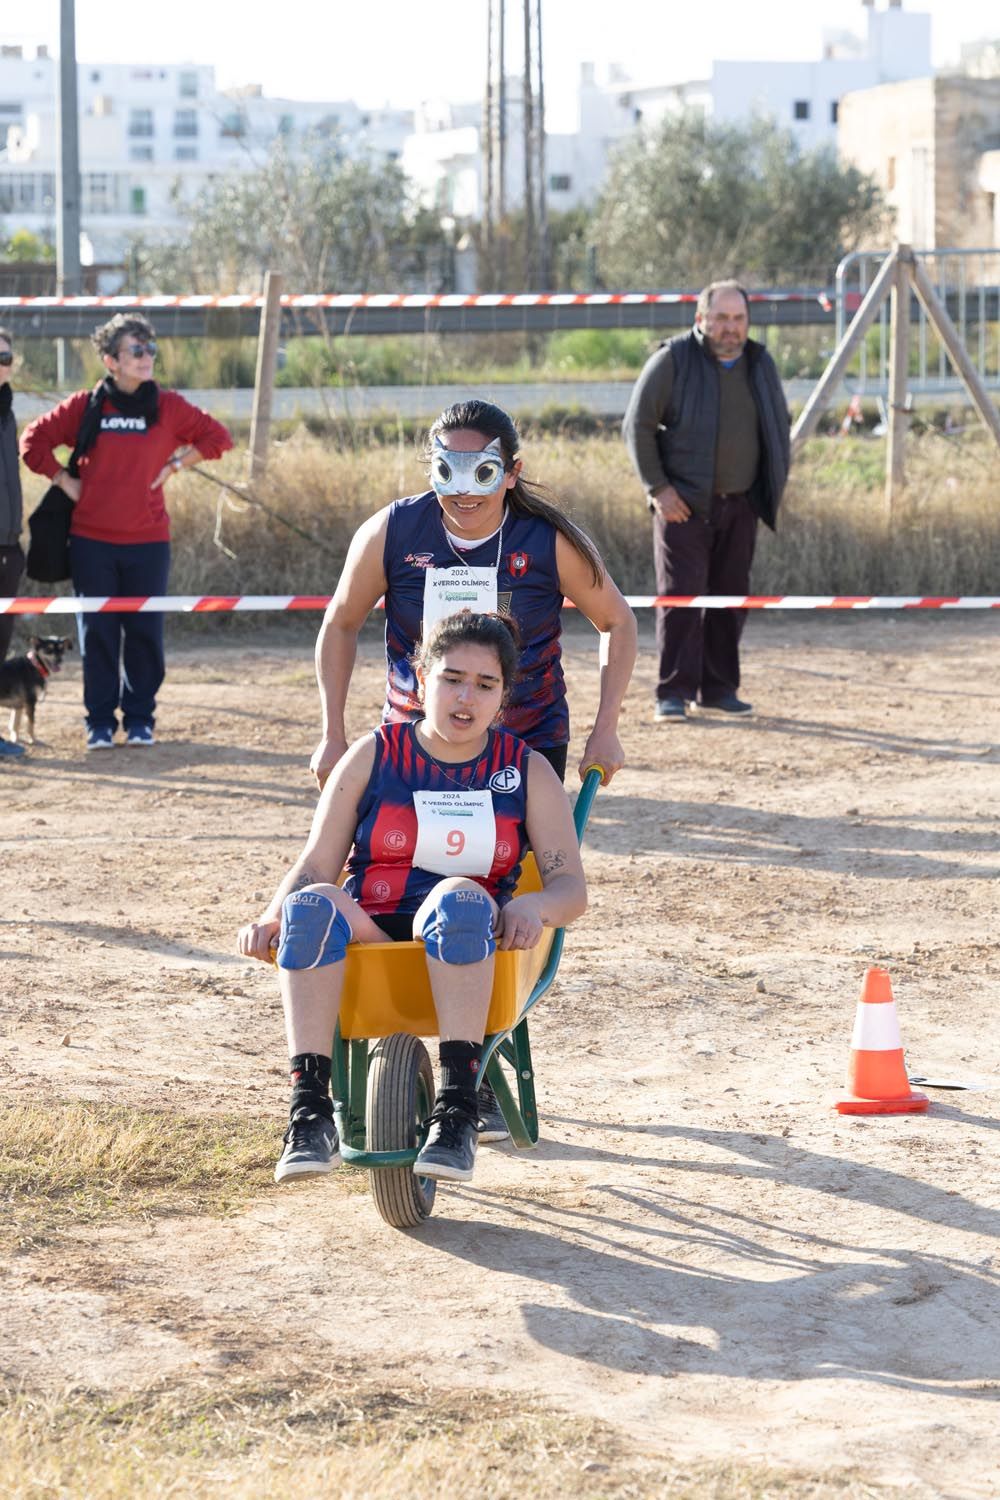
[
  {"left": 405, "top": 552, "right": 435, "bottom": 568},
  {"left": 507, "top": 551, "right": 531, "bottom": 578},
  {"left": 489, "top": 765, "right": 522, "bottom": 793},
  {"left": 371, "top": 879, "right": 391, "bottom": 902},
  {"left": 383, "top": 829, "right": 407, "bottom": 852}
]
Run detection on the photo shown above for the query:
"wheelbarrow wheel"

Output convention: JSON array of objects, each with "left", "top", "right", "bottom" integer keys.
[{"left": 367, "top": 1032, "right": 437, "bottom": 1228}]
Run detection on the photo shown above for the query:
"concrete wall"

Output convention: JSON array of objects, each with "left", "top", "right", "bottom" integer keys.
[
  {"left": 838, "top": 77, "right": 935, "bottom": 246},
  {"left": 839, "top": 75, "right": 1000, "bottom": 250},
  {"left": 934, "top": 77, "right": 1000, "bottom": 249}
]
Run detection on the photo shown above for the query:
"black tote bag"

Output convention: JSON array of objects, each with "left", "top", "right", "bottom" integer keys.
[{"left": 26, "top": 387, "right": 105, "bottom": 584}]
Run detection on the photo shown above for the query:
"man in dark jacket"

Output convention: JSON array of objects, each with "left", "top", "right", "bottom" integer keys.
[
  {"left": 622, "top": 280, "right": 790, "bottom": 721},
  {"left": 0, "top": 325, "right": 27, "bottom": 759}
]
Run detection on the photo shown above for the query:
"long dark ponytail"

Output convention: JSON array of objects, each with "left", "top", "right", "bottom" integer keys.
[{"left": 426, "top": 399, "right": 605, "bottom": 588}]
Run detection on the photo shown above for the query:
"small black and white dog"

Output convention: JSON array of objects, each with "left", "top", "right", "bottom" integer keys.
[{"left": 0, "top": 635, "right": 74, "bottom": 744}]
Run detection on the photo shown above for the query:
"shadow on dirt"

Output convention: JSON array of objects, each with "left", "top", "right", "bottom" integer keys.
[
  {"left": 419, "top": 1117, "right": 1000, "bottom": 1393},
  {"left": 580, "top": 795, "right": 1000, "bottom": 879},
  {"left": 9, "top": 744, "right": 315, "bottom": 808}
]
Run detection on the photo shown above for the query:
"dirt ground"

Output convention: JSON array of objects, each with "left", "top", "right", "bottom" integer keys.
[{"left": 2, "top": 612, "right": 1000, "bottom": 1497}]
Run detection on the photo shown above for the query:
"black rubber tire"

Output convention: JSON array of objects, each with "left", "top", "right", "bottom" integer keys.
[{"left": 367, "top": 1032, "right": 437, "bottom": 1228}]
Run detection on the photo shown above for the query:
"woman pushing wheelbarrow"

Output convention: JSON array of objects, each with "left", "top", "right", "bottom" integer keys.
[{"left": 238, "top": 611, "right": 589, "bottom": 1200}]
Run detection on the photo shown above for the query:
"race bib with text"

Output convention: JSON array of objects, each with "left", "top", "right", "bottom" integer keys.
[
  {"left": 421, "top": 566, "right": 498, "bottom": 635},
  {"left": 411, "top": 789, "right": 497, "bottom": 876}
]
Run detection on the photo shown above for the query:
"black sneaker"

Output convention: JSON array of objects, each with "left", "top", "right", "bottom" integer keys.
[
  {"left": 692, "top": 693, "right": 753, "bottom": 717},
  {"left": 274, "top": 1106, "right": 341, "bottom": 1184},
  {"left": 414, "top": 1104, "right": 478, "bottom": 1182},
  {"left": 477, "top": 1080, "right": 509, "bottom": 1143},
  {"left": 654, "top": 697, "right": 687, "bottom": 723}
]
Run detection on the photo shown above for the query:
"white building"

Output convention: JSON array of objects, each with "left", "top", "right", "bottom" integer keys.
[
  {"left": 401, "top": 65, "right": 663, "bottom": 225},
  {"left": 0, "top": 4, "right": 940, "bottom": 269},
  {"left": 403, "top": 1, "right": 932, "bottom": 226},
  {"left": 710, "top": 0, "right": 931, "bottom": 149},
  {"left": 580, "top": 1, "right": 932, "bottom": 158},
  {"left": 0, "top": 46, "right": 412, "bottom": 262}
]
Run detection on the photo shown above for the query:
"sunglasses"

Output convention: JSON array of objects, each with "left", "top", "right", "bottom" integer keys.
[
  {"left": 120, "top": 341, "right": 158, "bottom": 359},
  {"left": 0, "top": 351, "right": 13, "bottom": 366}
]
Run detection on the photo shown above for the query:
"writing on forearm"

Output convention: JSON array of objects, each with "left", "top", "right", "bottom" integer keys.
[{"left": 539, "top": 848, "right": 567, "bottom": 878}]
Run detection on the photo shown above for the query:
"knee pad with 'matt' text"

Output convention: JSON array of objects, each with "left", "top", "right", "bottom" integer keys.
[
  {"left": 277, "top": 890, "right": 352, "bottom": 970},
  {"left": 420, "top": 887, "right": 496, "bottom": 965}
]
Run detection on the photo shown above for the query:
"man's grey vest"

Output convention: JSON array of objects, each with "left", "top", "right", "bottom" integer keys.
[{"left": 656, "top": 329, "right": 790, "bottom": 530}]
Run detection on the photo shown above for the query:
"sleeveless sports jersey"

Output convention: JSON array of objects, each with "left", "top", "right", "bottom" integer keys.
[
  {"left": 383, "top": 492, "right": 569, "bottom": 749},
  {"left": 344, "top": 722, "right": 530, "bottom": 917}
]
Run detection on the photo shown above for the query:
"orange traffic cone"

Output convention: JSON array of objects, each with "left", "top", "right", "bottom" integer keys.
[{"left": 835, "top": 967, "right": 928, "bottom": 1115}]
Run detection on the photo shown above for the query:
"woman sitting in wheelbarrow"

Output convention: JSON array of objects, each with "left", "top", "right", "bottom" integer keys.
[{"left": 238, "top": 611, "right": 588, "bottom": 1186}]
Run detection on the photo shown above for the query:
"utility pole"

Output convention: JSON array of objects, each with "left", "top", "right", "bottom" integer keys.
[
  {"left": 522, "top": 0, "right": 535, "bottom": 287},
  {"left": 483, "top": 0, "right": 508, "bottom": 287},
  {"left": 497, "top": 0, "right": 507, "bottom": 228},
  {"left": 56, "top": 0, "right": 82, "bottom": 386},
  {"left": 483, "top": 0, "right": 494, "bottom": 268},
  {"left": 535, "top": 0, "right": 549, "bottom": 288}
]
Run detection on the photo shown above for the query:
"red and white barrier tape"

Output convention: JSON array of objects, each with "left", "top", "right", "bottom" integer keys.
[
  {"left": 3, "top": 594, "right": 999, "bottom": 616},
  {"left": 0, "top": 290, "right": 828, "bottom": 313}
]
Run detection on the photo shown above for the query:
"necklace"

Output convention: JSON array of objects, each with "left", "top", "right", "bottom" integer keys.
[
  {"left": 413, "top": 725, "right": 489, "bottom": 789},
  {"left": 442, "top": 508, "right": 506, "bottom": 569}
]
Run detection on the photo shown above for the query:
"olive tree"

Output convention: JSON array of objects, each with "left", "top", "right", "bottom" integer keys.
[
  {"left": 593, "top": 113, "right": 889, "bottom": 287},
  {"left": 132, "top": 139, "right": 448, "bottom": 293}
]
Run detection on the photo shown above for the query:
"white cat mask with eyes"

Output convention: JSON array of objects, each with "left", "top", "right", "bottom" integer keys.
[{"left": 429, "top": 437, "right": 508, "bottom": 497}]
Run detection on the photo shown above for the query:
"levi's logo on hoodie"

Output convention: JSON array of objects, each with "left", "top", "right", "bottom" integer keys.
[{"left": 100, "top": 414, "right": 147, "bottom": 432}]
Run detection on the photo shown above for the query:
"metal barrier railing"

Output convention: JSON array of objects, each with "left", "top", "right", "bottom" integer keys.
[{"left": 835, "top": 248, "right": 1000, "bottom": 395}]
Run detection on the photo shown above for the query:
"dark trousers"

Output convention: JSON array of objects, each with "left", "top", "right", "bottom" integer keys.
[
  {"left": 535, "top": 742, "right": 568, "bottom": 782},
  {"left": 70, "top": 536, "right": 170, "bottom": 732},
  {"left": 0, "top": 543, "right": 24, "bottom": 660},
  {"left": 653, "top": 494, "right": 758, "bottom": 703}
]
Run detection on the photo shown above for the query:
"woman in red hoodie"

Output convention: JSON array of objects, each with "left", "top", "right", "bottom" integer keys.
[{"left": 20, "top": 314, "right": 232, "bottom": 750}]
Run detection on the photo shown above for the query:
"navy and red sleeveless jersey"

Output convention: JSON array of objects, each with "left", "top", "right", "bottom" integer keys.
[
  {"left": 343, "top": 722, "right": 530, "bottom": 917},
  {"left": 382, "top": 492, "right": 569, "bottom": 749}
]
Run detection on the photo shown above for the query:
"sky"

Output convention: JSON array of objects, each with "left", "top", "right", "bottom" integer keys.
[{"left": 16, "top": 1, "right": 1000, "bottom": 130}]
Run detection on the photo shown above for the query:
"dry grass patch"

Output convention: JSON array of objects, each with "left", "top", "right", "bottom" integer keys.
[
  {"left": 169, "top": 426, "right": 1000, "bottom": 600},
  {"left": 17, "top": 424, "right": 1000, "bottom": 609},
  {"left": 0, "top": 1102, "right": 279, "bottom": 1252},
  {"left": 0, "top": 1375, "right": 900, "bottom": 1500}
]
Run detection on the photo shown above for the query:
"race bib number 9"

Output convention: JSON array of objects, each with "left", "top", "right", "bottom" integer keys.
[{"left": 412, "top": 789, "right": 497, "bottom": 877}]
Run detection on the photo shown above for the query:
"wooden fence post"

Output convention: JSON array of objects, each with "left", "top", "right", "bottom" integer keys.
[
  {"left": 248, "top": 270, "right": 283, "bottom": 482},
  {"left": 909, "top": 259, "right": 1000, "bottom": 452},
  {"left": 790, "top": 248, "right": 898, "bottom": 453},
  {"left": 885, "top": 245, "right": 913, "bottom": 522}
]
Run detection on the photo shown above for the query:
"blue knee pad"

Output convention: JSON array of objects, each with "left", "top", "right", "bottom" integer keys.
[
  {"left": 420, "top": 888, "right": 496, "bottom": 965},
  {"left": 277, "top": 890, "right": 352, "bottom": 970}
]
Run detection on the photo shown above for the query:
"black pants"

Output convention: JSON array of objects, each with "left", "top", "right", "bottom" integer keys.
[
  {"left": 0, "top": 543, "right": 24, "bottom": 661},
  {"left": 70, "top": 535, "right": 170, "bottom": 733},
  {"left": 652, "top": 495, "right": 758, "bottom": 703},
  {"left": 534, "top": 742, "right": 567, "bottom": 782}
]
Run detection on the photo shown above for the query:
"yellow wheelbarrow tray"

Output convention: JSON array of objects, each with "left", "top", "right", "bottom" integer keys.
[{"left": 327, "top": 766, "right": 603, "bottom": 1228}]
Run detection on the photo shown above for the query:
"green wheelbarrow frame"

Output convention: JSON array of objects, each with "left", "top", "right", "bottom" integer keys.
[{"left": 326, "top": 767, "right": 603, "bottom": 1223}]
